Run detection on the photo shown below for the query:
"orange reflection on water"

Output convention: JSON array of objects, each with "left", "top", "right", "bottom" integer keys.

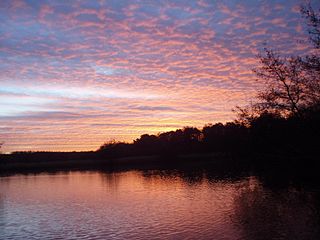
[{"left": 1, "top": 171, "right": 319, "bottom": 240}]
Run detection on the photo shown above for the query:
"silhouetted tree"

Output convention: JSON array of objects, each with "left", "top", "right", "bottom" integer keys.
[
  {"left": 236, "top": 3, "right": 320, "bottom": 122},
  {"left": 301, "top": 2, "right": 320, "bottom": 48},
  {"left": 301, "top": 2, "right": 320, "bottom": 108},
  {"left": 253, "top": 50, "right": 308, "bottom": 117},
  {"left": 94, "top": 5, "right": 320, "bottom": 161},
  {"left": 202, "top": 122, "right": 249, "bottom": 153},
  {"left": 98, "top": 140, "right": 132, "bottom": 157},
  {"left": 133, "top": 134, "right": 159, "bottom": 155}
]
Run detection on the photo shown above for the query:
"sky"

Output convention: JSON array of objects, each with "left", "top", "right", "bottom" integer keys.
[{"left": 0, "top": 0, "right": 315, "bottom": 152}]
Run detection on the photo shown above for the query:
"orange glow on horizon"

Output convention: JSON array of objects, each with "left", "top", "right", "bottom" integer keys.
[{"left": 0, "top": 0, "right": 313, "bottom": 152}]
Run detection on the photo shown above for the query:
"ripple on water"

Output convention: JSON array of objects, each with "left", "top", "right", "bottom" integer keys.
[{"left": 0, "top": 171, "right": 319, "bottom": 240}]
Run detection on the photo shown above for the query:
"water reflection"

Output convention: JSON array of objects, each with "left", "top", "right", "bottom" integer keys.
[
  {"left": 233, "top": 178, "right": 320, "bottom": 240},
  {"left": 0, "top": 170, "right": 319, "bottom": 240},
  {"left": 0, "top": 193, "right": 5, "bottom": 231}
]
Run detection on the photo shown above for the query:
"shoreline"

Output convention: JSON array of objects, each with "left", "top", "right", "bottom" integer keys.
[{"left": 1, "top": 152, "right": 319, "bottom": 182}]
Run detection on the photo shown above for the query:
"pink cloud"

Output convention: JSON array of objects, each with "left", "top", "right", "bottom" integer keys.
[{"left": 0, "top": 0, "right": 313, "bottom": 152}]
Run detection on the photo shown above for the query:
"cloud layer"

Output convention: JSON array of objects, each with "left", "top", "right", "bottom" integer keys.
[{"left": 0, "top": 0, "right": 314, "bottom": 152}]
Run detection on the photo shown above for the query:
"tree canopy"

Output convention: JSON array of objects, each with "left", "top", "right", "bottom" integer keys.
[{"left": 237, "top": 3, "right": 320, "bottom": 121}]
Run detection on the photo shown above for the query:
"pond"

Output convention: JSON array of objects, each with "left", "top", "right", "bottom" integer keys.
[{"left": 0, "top": 170, "right": 319, "bottom": 239}]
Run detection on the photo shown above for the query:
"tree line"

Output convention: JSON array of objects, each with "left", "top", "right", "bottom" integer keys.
[
  {"left": 98, "top": 3, "right": 320, "bottom": 159},
  {"left": 97, "top": 110, "right": 318, "bottom": 158},
  {"left": 2, "top": 3, "right": 319, "bottom": 161}
]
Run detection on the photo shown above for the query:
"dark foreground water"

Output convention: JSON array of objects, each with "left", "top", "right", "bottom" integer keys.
[{"left": 0, "top": 170, "right": 319, "bottom": 240}]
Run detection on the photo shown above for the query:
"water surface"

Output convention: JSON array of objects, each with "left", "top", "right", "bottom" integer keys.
[{"left": 0, "top": 170, "right": 319, "bottom": 239}]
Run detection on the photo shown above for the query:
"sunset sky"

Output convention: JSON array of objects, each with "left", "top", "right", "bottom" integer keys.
[{"left": 0, "top": 0, "right": 315, "bottom": 152}]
